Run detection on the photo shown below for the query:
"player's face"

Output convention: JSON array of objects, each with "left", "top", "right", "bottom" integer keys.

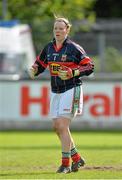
[{"left": 53, "top": 21, "right": 69, "bottom": 42}]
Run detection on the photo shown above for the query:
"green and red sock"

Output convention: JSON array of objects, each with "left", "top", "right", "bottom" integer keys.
[
  {"left": 71, "top": 147, "right": 81, "bottom": 163},
  {"left": 62, "top": 152, "right": 71, "bottom": 167}
]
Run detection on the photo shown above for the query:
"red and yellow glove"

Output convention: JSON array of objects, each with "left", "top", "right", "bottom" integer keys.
[{"left": 58, "top": 65, "right": 80, "bottom": 80}]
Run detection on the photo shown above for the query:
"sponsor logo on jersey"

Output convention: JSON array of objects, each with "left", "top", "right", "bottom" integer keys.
[{"left": 49, "top": 63, "right": 60, "bottom": 75}]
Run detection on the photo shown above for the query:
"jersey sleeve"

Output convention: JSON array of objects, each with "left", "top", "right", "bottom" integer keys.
[
  {"left": 33, "top": 46, "right": 48, "bottom": 76},
  {"left": 75, "top": 44, "right": 94, "bottom": 77}
]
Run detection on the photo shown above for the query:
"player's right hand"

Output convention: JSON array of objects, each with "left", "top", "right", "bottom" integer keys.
[{"left": 29, "top": 64, "right": 38, "bottom": 79}]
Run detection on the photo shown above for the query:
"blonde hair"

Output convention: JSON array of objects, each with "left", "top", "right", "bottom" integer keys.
[{"left": 54, "top": 15, "right": 72, "bottom": 31}]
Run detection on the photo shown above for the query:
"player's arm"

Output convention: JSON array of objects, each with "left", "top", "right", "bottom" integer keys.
[
  {"left": 74, "top": 45, "right": 94, "bottom": 77},
  {"left": 58, "top": 57, "right": 94, "bottom": 80},
  {"left": 58, "top": 56, "right": 94, "bottom": 81},
  {"left": 29, "top": 47, "right": 48, "bottom": 79},
  {"left": 74, "top": 56, "right": 94, "bottom": 77}
]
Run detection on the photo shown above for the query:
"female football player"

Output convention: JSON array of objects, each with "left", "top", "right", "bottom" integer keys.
[{"left": 29, "top": 16, "right": 94, "bottom": 173}]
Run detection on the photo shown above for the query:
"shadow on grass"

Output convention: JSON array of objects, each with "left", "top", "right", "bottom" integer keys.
[
  {"left": 0, "top": 145, "right": 122, "bottom": 150},
  {"left": 0, "top": 171, "right": 55, "bottom": 177},
  {"left": 1, "top": 166, "right": 122, "bottom": 178}
]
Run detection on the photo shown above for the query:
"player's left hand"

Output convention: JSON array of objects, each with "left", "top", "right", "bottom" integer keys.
[{"left": 58, "top": 65, "right": 73, "bottom": 80}]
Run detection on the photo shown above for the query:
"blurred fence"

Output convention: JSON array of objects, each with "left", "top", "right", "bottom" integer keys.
[
  {"left": 73, "top": 19, "right": 122, "bottom": 55},
  {"left": 74, "top": 32, "right": 122, "bottom": 56}
]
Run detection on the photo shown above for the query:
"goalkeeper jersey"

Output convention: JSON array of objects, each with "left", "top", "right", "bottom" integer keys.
[{"left": 34, "top": 37, "right": 94, "bottom": 93}]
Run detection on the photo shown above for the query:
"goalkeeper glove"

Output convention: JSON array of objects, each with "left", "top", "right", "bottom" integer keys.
[
  {"left": 29, "top": 64, "right": 38, "bottom": 79},
  {"left": 58, "top": 65, "right": 80, "bottom": 80}
]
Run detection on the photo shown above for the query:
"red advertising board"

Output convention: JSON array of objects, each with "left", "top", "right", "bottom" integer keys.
[{"left": 0, "top": 81, "right": 122, "bottom": 121}]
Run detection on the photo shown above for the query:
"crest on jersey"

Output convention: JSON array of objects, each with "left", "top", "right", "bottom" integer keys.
[{"left": 61, "top": 54, "right": 67, "bottom": 61}]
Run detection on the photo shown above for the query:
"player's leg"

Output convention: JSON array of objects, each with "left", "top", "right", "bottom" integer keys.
[
  {"left": 52, "top": 87, "right": 77, "bottom": 173},
  {"left": 50, "top": 92, "right": 71, "bottom": 173},
  {"left": 58, "top": 85, "right": 85, "bottom": 172},
  {"left": 53, "top": 116, "right": 72, "bottom": 173},
  {"left": 53, "top": 117, "right": 85, "bottom": 173},
  {"left": 69, "top": 86, "right": 85, "bottom": 171},
  {"left": 69, "top": 130, "right": 85, "bottom": 172},
  {"left": 56, "top": 87, "right": 75, "bottom": 172}
]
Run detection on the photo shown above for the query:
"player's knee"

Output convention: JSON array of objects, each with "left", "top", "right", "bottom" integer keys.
[{"left": 53, "top": 119, "right": 66, "bottom": 134}]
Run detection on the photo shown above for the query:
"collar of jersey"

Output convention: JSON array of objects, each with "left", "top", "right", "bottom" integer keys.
[{"left": 52, "top": 37, "right": 70, "bottom": 46}]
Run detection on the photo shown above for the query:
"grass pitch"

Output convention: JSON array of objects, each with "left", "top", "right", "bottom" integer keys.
[{"left": 0, "top": 131, "right": 122, "bottom": 179}]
